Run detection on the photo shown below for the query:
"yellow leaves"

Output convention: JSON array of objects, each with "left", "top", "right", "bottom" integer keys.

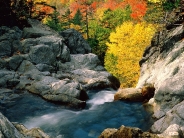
[
  {"left": 95, "top": 7, "right": 107, "bottom": 20},
  {"left": 148, "top": 0, "right": 163, "bottom": 3},
  {"left": 70, "top": 23, "right": 82, "bottom": 32},
  {"left": 105, "top": 21, "right": 156, "bottom": 87}
]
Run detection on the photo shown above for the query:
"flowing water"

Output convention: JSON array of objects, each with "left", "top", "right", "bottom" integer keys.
[{"left": 0, "top": 89, "right": 153, "bottom": 138}]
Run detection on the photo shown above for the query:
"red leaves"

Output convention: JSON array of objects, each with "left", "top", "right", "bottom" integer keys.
[
  {"left": 125, "top": 0, "right": 147, "bottom": 20},
  {"left": 40, "top": 6, "right": 53, "bottom": 14},
  {"left": 70, "top": 0, "right": 98, "bottom": 17},
  {"left": 99, "top": 0, "right": 126, "bottom": 11}
]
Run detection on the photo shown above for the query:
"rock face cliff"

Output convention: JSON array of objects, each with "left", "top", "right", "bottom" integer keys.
[
  {"left": 99, "top": 3, "right": 184, "bottom": 138},
  {"left": 136, "top": 4, "right": 184, "bottom": 137}
]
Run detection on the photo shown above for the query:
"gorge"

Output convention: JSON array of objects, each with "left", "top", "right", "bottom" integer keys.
[{"left": 0, "top": 4, "right": 184, "bottom": 137}]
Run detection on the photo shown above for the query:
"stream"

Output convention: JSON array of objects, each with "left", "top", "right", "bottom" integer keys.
[{"left": 0, "top": 89, "right": 153, "bottom": 138}]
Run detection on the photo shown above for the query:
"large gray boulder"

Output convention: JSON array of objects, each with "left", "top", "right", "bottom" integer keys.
[
  {"left": 0, "top": 26, "right": 22, "bottom": 57},
  {"left": 137, "top": 23, "right": 184, "bottom": 135},
  {"left": 0, "top": 70, "right": 20, "bottom": 88},
  {"left": 16, "top": 60, "right": 88, "bottom": 108},
  {"left": 58, "top": 53, "right": 120, "bottom": 90},
  {"left": 60, "top": 28, "right": 91, "bottom": 54},
  {"left": 28, "top": 44, "right": 55, "bottom": 65}
]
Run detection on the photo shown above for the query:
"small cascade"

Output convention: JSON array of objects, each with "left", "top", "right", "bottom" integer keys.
[{"left": 1, "top": 89, "right": 153, "bottom": 138}]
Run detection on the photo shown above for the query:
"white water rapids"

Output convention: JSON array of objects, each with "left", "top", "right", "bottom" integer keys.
[{"left": 1, "top": 89, "right": 153, "bottom": 138}]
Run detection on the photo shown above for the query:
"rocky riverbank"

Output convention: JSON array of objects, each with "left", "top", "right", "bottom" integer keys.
[{"left": 0, "top": 19, "right": 120, "bottom": 137}]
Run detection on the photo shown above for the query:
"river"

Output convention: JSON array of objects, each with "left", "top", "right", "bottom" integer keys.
[{"left": 0, "top": 89, "right": 153, "bottom": 138}]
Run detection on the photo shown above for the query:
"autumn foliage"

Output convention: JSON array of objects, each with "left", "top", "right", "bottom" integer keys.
[
  {"left": 105, "top": 21, "right": 156, "bottom": 87},
  {"left": 1, "top": 0, "right": 170, "bottom": 88}
]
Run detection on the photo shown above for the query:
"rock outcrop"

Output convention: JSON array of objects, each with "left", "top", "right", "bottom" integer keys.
[
  {"left": 0, "top": 112, "right": 24, "bottom": 138},
  {"left": 0, "top": 19, "right": 120, "bottom": 109},
  {"left": 136, "top": 5, "right": 184, "bottom": 137},
  {"left": 0, "top": 112, "right": 49, "bottom": 138}
]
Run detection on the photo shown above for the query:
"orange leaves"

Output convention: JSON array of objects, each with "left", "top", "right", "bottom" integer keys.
[
  {"left": 124, "top": 0, "right": 147, "bottom": 20},
  {"left": 99, "top": 0, "right": 127, "bottom": 11},
  {"left": 40, "top": 6, "right": 54, "bottom": 14},
  {"left": 70, "top": 0, "right": 98, "bottom": 17},
  {"left": 95, "top": 0, "right": 147, "bottom": 21}
]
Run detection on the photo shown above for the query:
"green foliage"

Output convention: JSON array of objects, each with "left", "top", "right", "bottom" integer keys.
[
  {"left": 44, "top": 10, "right": 63, "bottom": 31},
  {"left": 144, "top": 3, "right": 165, "bottom": 24},
  {"left": 72, "top": 9, "right": 83, "bottom": 25},
  {"left": 60, "top": 9, "right": 72, "bottom": 30},
  {"left": 163, "top": 0, "right": 181, "bottom": 11},
  {"left": 100, "top": 7, "right": 131, "bottom": 30},
  {"left": 88, "top": 20, "right": 111, "bottom": 64},
  {"left": 87, "top": 7, "right": 132, "bottom": 64}
]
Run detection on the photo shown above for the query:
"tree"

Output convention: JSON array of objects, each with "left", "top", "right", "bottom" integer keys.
[
  {"left": 70, "top": 0, "right": 98, "bottom": 39},
  {"left": 100, "top": 7, "right": 131, "bottom": 30},
  {"left": 43, "top": 10, "right": 63, "bottom": 31},
  {"left": 88, "top": 20, "right": 111, "bottom": 64},
  {"left": 88, "top": 7, "right": 131, "bottom": 64},
  {"left": 72, "top": 9, "right": 83, "bottom": 25},
  {"left": 105, "top": 21, "right": 156, "bottom": 87},
  {"left": 59, "top": 8, "right": 72, "bottom": 29}
]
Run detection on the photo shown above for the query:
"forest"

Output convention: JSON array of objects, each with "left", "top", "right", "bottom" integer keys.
[{"left": 0, "top": 0, "right": 181, "bottom": 87}]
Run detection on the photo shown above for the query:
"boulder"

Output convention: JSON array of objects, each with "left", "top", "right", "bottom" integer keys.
[
  {"left": 114, "top": 88, "right": 143, "bottom": 102},
  {"left": 157, "top": 124, "right": 183, "bottom": 138},
  {"left": 36, "top": 35, "right": 70, "bottom": 62},
  {"left": 21, "top": 38, "right": 38, "bottom": 54},
  {"left": 0, "top": 70, "right": 19, "bottom": 88},
  {"left": 151, "top": 100, "right": 184, "bottom": 135},
  {"left": 58, "top": 53, "right": 120, "bottom": 90},
  {"left": 71, "top": 69, "right": 119, "bottom": 90},
  {"left": 99, "top": 125, "right": 159, "bottom": 138},
  {"left": 0, "top": 112, "right": 24, "bottom": 138},
  {"left": 0, "top": 41, "right": 12, "bottom": 57},
  {"left": 26, "top": 76, "right": 88, "bottom": 108},
  {"left": 0, "top": 26, "right": 22, "bottom": 57},
  {"left": 35, "top": 64, "right": 55, "bottom": 72},
  {"left": 13, "top": 122, "right": 50, "bottom": 138},
  {"left": 5, "top": 55, "right": 24, "bottom": 70},
  {"left": 22, "top": 18, "right": 59, "bottom": 39},
  {"left": 0, "top": 58, "right": 7, "bottom": 69},
  {"left": 60, "top": 28, "right": 91, "bottom": 54},
  {"left": 28, "top": 44, "right": 55, "bottom": 65},
  {"left": 98, "top": 128, "right": 117, "bottom": 138}
]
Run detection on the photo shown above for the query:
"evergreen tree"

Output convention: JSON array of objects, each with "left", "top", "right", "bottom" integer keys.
[
  {"left": 61, "top": 8, "right": 72, "bottom": 29},
  {"left": 72, "top": 9, "right": 83, "bottom": 26}
]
